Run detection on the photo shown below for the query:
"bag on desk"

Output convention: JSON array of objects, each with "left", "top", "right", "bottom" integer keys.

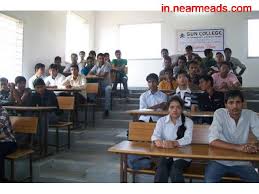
[{"left": 127, "top": 155, "right": 152, "bottom": 170}]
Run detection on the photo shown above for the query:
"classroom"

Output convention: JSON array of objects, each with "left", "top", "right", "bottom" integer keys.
[{"left": 0, "top": 10, "right": 259, "bottom": 183}]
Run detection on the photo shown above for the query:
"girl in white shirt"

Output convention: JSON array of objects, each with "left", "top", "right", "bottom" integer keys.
[{"left": 151, "top": 95, "right": 193, "bottom": 182}]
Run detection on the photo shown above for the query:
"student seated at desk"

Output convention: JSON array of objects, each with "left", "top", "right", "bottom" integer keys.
[
  {"left": 45, "top": 64, "right": 66, "bottom": 89},
  {"left": 158, "top": 70, "right": 177, "bottom": 91},
  {"left": 205, "top": 90, "right": 259, "bottom": 183},
  {"left": 212, "top": 61, "right": 240, "bottom": 92},
  {"left": 173, "top": 55, "right": 188, "bottom": 78},
  {"left": 111, "top": 50, "right": 129, "bottom": 98},
  {"left": 31, "top": 78, "right": 60, "bottom": 123},
  {"left": 89, "top": 53, "right": 112, "bottom": 117},
  {"left": 197, "top": 75, "right": 225, "bottom": 124},
  {"left": 159, "top": 56, "right": 173, "bottom": 82},
  {"left": 0, "top": 77, "right": 14, "bottom": 106},
  {"left": 88, "top": 50, "right": 97, "bottom": 65},
  {"left": 104, "top": 52, "right": 111, "bottom": 64},
  {"left": 54, "top": 56, "right": 65, "bottom": 74},
  {"left": 81, "top": 56, "right": 95, "bottom": 76},
  {"left": 208, "top": 52, "right": 223, "bottom": 75},
  {"left": 11, "top": 76, "right": 32, "bottom": 106},
  {"left": 0, "top": 106, "right": 17, "bottom": 182},
  {"left": 139, "top": 73, "right": 167, "bottom": 122},
  {"left": 151, "top": 96, "right": 193, "bottom": 183},
  {"left": 202, "top": 49, "right": 217, "bottom": 72},
  {"left": 174, "top": 70, "right": 198, "bottom": 111},
  {"left": 63, "top": 53, "right": 79, "bottom": 74},
  {"left": 28, "top": 63, "right": 46, "bottom": 89},
  {"left": 187, "top": 60, "right": 200, "bottom": 90}
]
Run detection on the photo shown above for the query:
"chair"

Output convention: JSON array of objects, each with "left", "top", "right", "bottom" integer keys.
[
  {"left": 48, "top": 96, "right": 75, "bottom": 152},
  {"left": 80, "top": 83, "right": 99, "bottom": 127},
  {"left": 5, "top": 116, "right": 38, "bottom": 182}
]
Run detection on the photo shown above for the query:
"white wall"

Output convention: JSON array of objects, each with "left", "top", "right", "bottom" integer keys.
[
  {"left": 1, "top": 11, "right": 95, "bottom": 81},
  {"left": 95, "top": 11, "right": 259, "bottom": 87}
]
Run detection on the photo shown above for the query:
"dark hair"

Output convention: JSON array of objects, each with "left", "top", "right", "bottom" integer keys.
[
  {"left": 194, "top": 56, "right": 202, "bottom": 62},
  {"left": 176, "top": 69, "right": 188, "bottom": 79},
  {"left": 224, "top": 48, "right": 232, "bottom": 53},
  {"left": 71, "top": 53, "right": 78, "bottom": 57},
  {"left": 167, "top": 95, "right": 186, "bottom": 139},
  {"left": 86, "top": 56, "right": 94, "bottom": 61},
  {"left": 49, "top": 63, "right": 58, "bottom": 70},
  {"left": 0, "top": 77, "right": 8, "bottom": 83},
  {"left": 220, "top": 61, "right": 230, "bottom": 68},
  {"left": 187, "top": 60, "right": 198, "bottom": 68},
  {"left": 204, "top": 49, "right": 213, "bottom": 57},
  {"left": 89, "top": 50, "right": 96, "bottom": 57},
  {"left": 35, "top": 63, "right": 45, "bottom": 72},
  {"left": 216, "top": 52, "right": 223, "bottom": 56},
  {"left": 185, "top": 45, "right": 193, "bottom": 51},
  {"left": 104, "top": 52, "right": 110, "bottom": 57},
  {"left": 33, "top": 78, "right": 45, "bottom": 87},
  {"left": 161, "top": 48, "right": 168, "bottom": 53},
  {"left": 115, "top": 50, "right": 121, "bottom": 54},
  {"left": 97, "top": 53, "right": 104, "bottom": 58},
  {"left": 164, "top": 55, "right": 171, "bottom": 62},
  {"left": 199, "top": 75, "right": 214, "bottom": 87},
  {"left": 54, "top": 56, "right": 61, "bottom": 61},
  {"left": 70, "top": 64, "right": 79, "bottom": 70},
  {"left": 178, "top": 55, "right": 187, "bottom": 63},
  {"left": 79, "top": 51, "right": 85, "bottom": 55},
  {"left": 146, "top": 73, "right": 159, "bottom": 82},
  {"left": 15, "top": 76, "right": 26, "bottom": 85},
  {"left": 224, "top": 90, "right": 244, "bottom": 103}
]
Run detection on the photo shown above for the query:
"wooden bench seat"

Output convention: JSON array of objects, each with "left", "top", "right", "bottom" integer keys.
[
  {"left": 6, "top": 149, "right": 34, "bottom": 160},
  {"left": 125, "top": 122, "right": 256, "bottom": 182}
]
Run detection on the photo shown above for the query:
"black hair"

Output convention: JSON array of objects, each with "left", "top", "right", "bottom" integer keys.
[
  {"left": 220, "top": 61, "right": 230, "bottom": 68},
  {"left": 97, "top": 53, "right": 104, "bottom": 58},
  {"left": 164, "top": 55, "right": 171, "bottom": 62},
  {"left": 199, "top": 75, "right": 214, "bottom": 87},
  {"left": 104, "top": 52, "right": 110, "bottom": 56},
  {"left": 187, "top": 60, "right": 198, "bottom": 68},
  {"left": 0, "top": 77, "right": 8, "bottom": 83},
  {"left": 15, "top": 76, "right": 26, "bottom": 85},
  {"left": 79, "top": 51, "right": 85, "bottom": 55},
  {"left": 86, "top": 56, "right": 94, "bottom": 61},
  {"left": 115, "top": 50, "right": 121, "bottom": 54},
  {"left": 71, "top": 53, "right": 78, "bottom": 57},
  {"left": 161, "top": 48, "right": 168, "bottom": 53},
  {"left": 216, "top": 52, "right": 223, "bottom": 56},
  {"left": 49, "top": 63, "right": 58, "bottom": 70},
  {"left": 70, "top": 64, "right": 79, "bottom": 70},
  {"left": 224, "top": 48, "right": 232, "bottom": 53},
  {"left": 33, "top": 78, "right": 45, "bottom": 87},
  {"left": 204, "top": 49, "right": 213, "bottom": 57},
  {"left": 178, "top": 55, "right": 187, "bottom": 63},
  {"left": 176, "top": 69, "right": 188, "bottom": 79},
  {"left": 146, "top": 73, "right": 159, "bottom": 82},
  {"left": 34, "top": 63, "right": 45, "bottom": 72},
  {"left": 185, "top": 45, "right": 193, "bottom": 51},
  {"left": 89, "top": 50, "right": 96, "bottom": 57},
  {"left": 167, "top": 95, "right": 186, "bottom": 139},
  {"left": 194, "top": 56, "right": 202, "bottom": 62},
  {"left": 54, "top": 56, "right": 61, "bottom": 61},
  {"left": 224, "top": 90, "right": 244, "bottom": 103}
]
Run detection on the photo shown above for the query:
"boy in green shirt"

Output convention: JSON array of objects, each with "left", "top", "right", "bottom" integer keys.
[{"left": 111, "top": 50, "right": 129, "bottom": 98}]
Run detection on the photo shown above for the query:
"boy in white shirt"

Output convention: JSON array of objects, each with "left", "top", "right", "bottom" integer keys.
[
  {"left": 28, "top": 63, "right": 46, "bottom": 89},
  {"left": 45, "top": 64, "right": 66, "bottom": 89}
]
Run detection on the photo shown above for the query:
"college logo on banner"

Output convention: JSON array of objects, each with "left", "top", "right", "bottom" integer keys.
[{"left": 177, "top": 29, "right": 224, "bottom": 53}]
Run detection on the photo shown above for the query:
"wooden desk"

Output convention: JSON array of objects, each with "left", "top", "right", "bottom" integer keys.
[
  {"left": 3, "top": 106, "right": 57, "bottom": 157},
  {"left": 46, "top": 88, "right": 82, "bottom": 92},
  {"left": 126, "top": 109, "right": 214, "bottom": 121},
  {"left": 86, "top": 75, "right": 104, "bottom": 80},
  {"left": 108, "top": 140, "right": 259, "bottom": 182}
]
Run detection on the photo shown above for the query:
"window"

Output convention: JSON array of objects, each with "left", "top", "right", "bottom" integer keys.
[
  {"left": 119, "top": 23, "right": 161, "bottom": 59},
  {"left": 0, "top": 13, "right": 23, "bottom": 82},
  {"left": 248, "top": 19, "right": 259, "bottom": 57},
  {"left": 65, "top": 12, "right": 89, "bottom": 62}
]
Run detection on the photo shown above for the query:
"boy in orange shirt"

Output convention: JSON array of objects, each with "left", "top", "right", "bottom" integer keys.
[{"left": 158, "top": 70, "right": 177, "bottom": 90}]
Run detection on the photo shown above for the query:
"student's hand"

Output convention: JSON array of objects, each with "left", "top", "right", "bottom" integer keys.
[
  {"left": 238, "top": 144, "right": 258, "bottom": 154},
  {"left": 162, "top": 141, "right": 176, "bottom": 149},
  {"left": 154, "top": 140, "right": 163, "bottom": 148}
]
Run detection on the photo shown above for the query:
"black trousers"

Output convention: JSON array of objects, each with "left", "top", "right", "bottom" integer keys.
[
  {"left": 154, "top": 158, "right": 191, "bottom": 183},
  {"left": 0, "top": 141, "right": 17, "bottom": 180}
]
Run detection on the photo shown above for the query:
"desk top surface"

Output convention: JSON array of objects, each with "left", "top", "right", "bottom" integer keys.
[
  {"left": 108, "top": 141, "right": 259, "bottom": 161},
  {"left": 3, "top": 106, "right": 57, "bottom": 111}
]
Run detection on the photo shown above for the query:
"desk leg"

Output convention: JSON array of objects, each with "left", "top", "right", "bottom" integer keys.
[
  {"left": 120, "top": 154, "right": 128, "bottom": 183},
  {"left": 43, "top": 112, "right": 48, "bottom": 156}
]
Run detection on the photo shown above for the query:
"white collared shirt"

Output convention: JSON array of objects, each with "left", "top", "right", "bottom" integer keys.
[
  {"left": 90, "top": 62, "right": 111, "bottom": 86},
  {"left": 139, "top": 90, "right": 168, "bottom": 122},
  {"left": 44, "top": 73, "right": 66, "bottom": 88},
  {"left": 28, "top": 74, "right": 45, "bottom": 89},
  {"left": 151, "top": 114, "right": 193, "bottom": 161},
  {"left": 209, "top": 108, "right": 259, "bottom": 166},
  {"left": 61, "top": 74, "right": 87, "bottom": 89}
]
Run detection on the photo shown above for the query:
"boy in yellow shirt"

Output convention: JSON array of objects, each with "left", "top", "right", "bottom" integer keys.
[{"left": 158, "top": 70, "right": 177, "bottom": 90}]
